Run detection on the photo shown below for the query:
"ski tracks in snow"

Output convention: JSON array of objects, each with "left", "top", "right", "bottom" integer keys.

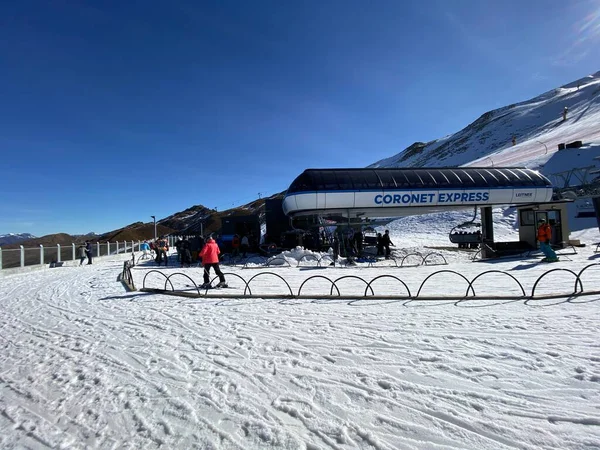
[{"left": 1, "top": 258, "right": 599, "bottom": 449}]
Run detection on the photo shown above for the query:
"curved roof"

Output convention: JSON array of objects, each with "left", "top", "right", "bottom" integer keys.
[{"left": 286, "top": 167, "right": 552, "bottom": 193}]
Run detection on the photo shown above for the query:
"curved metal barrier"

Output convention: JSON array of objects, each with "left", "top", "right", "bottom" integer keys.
[
  {"left": 142, "top": 270, "right": 175, "bottom": 291},
  {"left": 297, "top": 254, "right": 321, "bottom": 267},
  {"left": 265, "top": 256, "right": 292, "bottom": 268},
  {"left": 368, "top": 257, "right": 398, "bottom": 268},
  {"left": 298, "top": 275, "right": 340, "bottom": 296},
  {"left": 466, "top": 270, "right": 526, "bottom": 298},
  {"left": 135, "top": 263, "right": 600, "bottom": 301},
  {"left": 422, "top": 252, "right": 448, "bottom": 266},
  {"left": 364, "top": 274, "right": 411, "bottom": 298},
  {"left": 400, "top": 253, "right": 424, "bottom": 267},
  {"left": 165, "top": 272, "right": 201, "bottom": 295},
  {"left": 242, "top": 256, "right": 268, "bottom": 269},
  {"left": 243, "top": 272, "right": 294, "bottom": 296}
]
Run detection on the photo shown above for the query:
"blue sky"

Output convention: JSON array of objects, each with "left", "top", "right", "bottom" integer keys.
[{"left": 1, "top": 0, "right": 599, "bottom": 237}]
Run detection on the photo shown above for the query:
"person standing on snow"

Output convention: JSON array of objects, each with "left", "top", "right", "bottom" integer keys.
[
  {"left": 231, "top": 234, "right": 241, "bottom": 257},
  {"left": 240, "top": 235, "right": 250, "bottom": 258},
  {"left": 376, "top": 233, "right": 384, "bottom": 256},
  {"left": 85, "top": 241, "right": 93, "bottom": 265},
  {"left": 381, "top": 230, "right": 394, "bottom": 259},
  {"left": 140, "top": 240, "right": 150, "bottom": 258},
  {"left": 199, "top": 238, "right": 227, "bottom": 288},
  {"left": 78, "top": 243, "right": 87, "bottom": 266},
  {"left": 537, "top": 219, "right": 558, "bottom": 262}
]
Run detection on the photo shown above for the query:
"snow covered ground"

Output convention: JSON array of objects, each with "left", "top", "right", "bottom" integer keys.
[{"left": 2, "top": 219, "right": 600, "bottom": 449}]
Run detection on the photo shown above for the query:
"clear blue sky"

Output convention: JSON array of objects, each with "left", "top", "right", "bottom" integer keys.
[{"left": 1, "top": 0, "right": 599, "bottom": 236}]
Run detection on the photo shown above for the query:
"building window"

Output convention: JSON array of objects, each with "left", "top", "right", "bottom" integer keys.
[{"left": 520, "top": 209, "right": 535, "bottom": 226}]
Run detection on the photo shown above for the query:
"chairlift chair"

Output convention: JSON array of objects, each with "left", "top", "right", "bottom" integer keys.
[{"left": 448, "top": 207, "right": 482, "bottom": 248}]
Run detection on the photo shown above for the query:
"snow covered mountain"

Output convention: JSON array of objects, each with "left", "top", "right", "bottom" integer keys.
[
  {"left": 367, "top": 70, "right": 600, "bottom": 241},
  {"left": 369, "top": 71, "right": 600, "bottom": 170},
  {"left": 0, "top": 233, "right": 36, "bottom": 246}
]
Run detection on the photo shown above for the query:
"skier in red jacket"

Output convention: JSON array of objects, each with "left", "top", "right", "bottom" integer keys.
[{"left": 199, "top": 238, "right": 227, "bottom": 288}]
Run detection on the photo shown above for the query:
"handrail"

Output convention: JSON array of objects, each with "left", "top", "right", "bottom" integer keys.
[{"left": 0, "top": 240, "right": 147, "bottom": 270}]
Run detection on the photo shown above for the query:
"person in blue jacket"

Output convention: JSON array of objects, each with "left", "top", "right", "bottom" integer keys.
[{"left": 140, "top": 241, "right": 150, "bottom": 258}]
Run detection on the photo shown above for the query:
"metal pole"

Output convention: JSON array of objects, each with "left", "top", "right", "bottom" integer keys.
[
  {"left": 40, "top": 244, "right": 44, "bottom": 265},
  {"left": 151, "top": 215, "right": 156, "bottom": 240}
]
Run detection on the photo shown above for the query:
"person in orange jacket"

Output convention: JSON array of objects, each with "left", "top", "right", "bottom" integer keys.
[
  {"left": 537, "top": 219, "right": 558, "bottom": 262},
  {"left": 199, "top": 237, "right": 227, "bottom": 288}
]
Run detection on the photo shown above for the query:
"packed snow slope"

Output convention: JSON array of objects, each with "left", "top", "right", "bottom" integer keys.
[
  {"left": 369, "top": 71, "right": 600, "bottom": 170},
  {"left": 1, "top": 227, "right": 600, "bottom": 449}
]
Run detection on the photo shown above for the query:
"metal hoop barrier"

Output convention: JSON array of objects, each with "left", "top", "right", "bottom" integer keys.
[
  {"left": 422, "top": 252, "right": 448, "bottom": 266},
  {"left": 466, "top": 270, "right": 526, "bottom": 298},
  {"left": 531, "top": 268, "right": 582, "bottom": 298},
  {"left": 135, "top": 265, "right": 600, "bottom": 301},
  {"left": 331, "top": 275, "right": 375, "bottom": 296},
  {"left": 318, "top": 255, "right": 335, "bottom": 267},
  {"left": 208, "top": 272, "right": 248, "bottom": 294},
  {"left": 368, "top": 257, "right": 398, "bottom": 268},
  {"left": 297, "top": 254, "right": 321, "bottom": 267},
  {"left": 142, "top": 270, "right": 175, "bottom": 291},
  {"left": 576, "top": 263, "right": 600, "bottom": 293},
  {"left": 364, "top": 274, "right": 411, "bottom": 298},
  {"left": 297, "top": 275, "right": 341, "bottom": 297},
  {"left": 416, "top": 270, "right": 473, "bottom": 298},
  {"left": 136, "top": 254, "right": 154, "bottom": 265},
  {"left": 165, "top": 272, "right": 201, "bottom": 295},
  {"left": 242, "top": 256, "right": 268, "bottom": 269},
  {"left": 400, "top": 253, "right": 424, "bottom": 267},
  {"left": 243, "top": 272, "right": 294, "bottom": 296},
  {"left": 265, "top": 257, "right": 292, "bottom": 268}
]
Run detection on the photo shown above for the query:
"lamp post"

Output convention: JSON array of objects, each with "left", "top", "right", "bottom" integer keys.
[{"left": 151, "top": 215, "right": 156, "bottom": 241}]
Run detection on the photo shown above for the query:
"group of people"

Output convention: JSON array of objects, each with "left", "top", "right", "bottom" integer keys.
[
  {"left": 230, "top": 234, "right": 251, "bottom": 258},
  {"left": 330, "top": 229, "right": 394, "bottom": 262},
  {"left": 77, "top": 241, "right": 93, "bottom": 266},
  {"left": 376, "top": 230, "right": 394, "bottom": 258},
  {"left": 143, "top": 235, "right": 227, "bottom": 288}
]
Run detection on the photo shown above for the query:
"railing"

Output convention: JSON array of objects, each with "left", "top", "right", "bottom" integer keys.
[
  {"left": 120, "top": 255, "right": 136, "bottom": 290},
  {"left": 0, "top": 238, "right": 175, "bottom": 271}
]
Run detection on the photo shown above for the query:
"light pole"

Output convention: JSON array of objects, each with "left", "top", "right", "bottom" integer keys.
[{"left": 151, "top": 215, "right": 156, "bottom": 241}]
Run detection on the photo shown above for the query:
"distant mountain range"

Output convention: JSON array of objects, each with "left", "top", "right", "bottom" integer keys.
[{"left": 0, "top": 233, "right": 37, "bottom": 246}]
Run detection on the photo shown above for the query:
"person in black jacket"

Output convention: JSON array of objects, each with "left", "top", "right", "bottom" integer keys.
[
  {"left": 354, "top": 230, "right": 363, "bottom": 257},
  {"left": 85, "top": 241, "right": 93, "bottom": 265},
  {"left": 376, "top": 233, "right": 383, "bottom": 256},
  {"left": 381, "top": 230, "right": 394, "bottom": 259},
  {"left": 180, "top": 237, "right": 192, "bottom": 267}
]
